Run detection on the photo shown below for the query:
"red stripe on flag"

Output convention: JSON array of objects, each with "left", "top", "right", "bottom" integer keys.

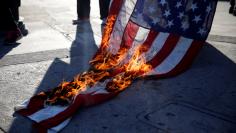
[
  {"left": 35, "top": 92, "right": 118, "bottom": 131},
  {"left": 147, "top": 34, "right": 180, "bottom": 68},
  {"left": 146, "top": 41, "right": 204, "bottom": 79},
  {"left": 142, "top": 30, "right": 159, "bottom": 51},
  {"left": 108, "top": 0, "right": 123, "bottom": 16},
  {"left": 119, "top": 21, "right": 140, "bottom": 49},
  {"left": 17, "top": 93, "right": 48, "bottom": 116}
]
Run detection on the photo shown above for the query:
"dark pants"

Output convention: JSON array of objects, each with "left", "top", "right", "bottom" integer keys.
[
  {"left": 77, "top": 0, "right": 111, "bottom": 19},
  {"left": 6, "top": 0, "right": 21, "bottom": 22},
  {"left": 10, "top": 6, "right": 20, "bottom": 22},
  {"left": 230, "top": 0, "right": 235, "bottom": 7},
  {"left": 0, "top": 7, "right": 17, "bottom": 31},
  {"left": 99, "top": 0, "right": 111, "bottom": 19}
]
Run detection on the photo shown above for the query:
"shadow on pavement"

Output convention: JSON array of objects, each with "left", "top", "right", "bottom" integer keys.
[
  {"left": 8, "top": 21, "right": 98, "bottom": 133},
  {"left": 0, "top": 34, "right": 20, "bottom": 60},
  {"left": 32, "top": 21, "right": 98, "bottom": 94}
]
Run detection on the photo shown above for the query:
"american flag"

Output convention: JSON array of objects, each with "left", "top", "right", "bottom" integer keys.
[{"left": 15, "top": 0, "right": 218, "bottom": 132}]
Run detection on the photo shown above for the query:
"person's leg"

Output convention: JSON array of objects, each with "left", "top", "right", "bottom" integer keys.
[
  {"left": 0, "top": 7, "right": 17, "bottom": 31},
  {"left": 10, "top": 6, "right": 28, "bottom": 36},
  {"left": 10, "top": 6, "right": 19, "bottom": 22},
  {"left": 10, "top": 0, "right": 29, "bottom": 36},
  {"left": 229, "top": 0, "right": 235, "bottom": 13},
  {"left": 0, "top": 7, "right": 22, "bottom": 44},
  {"left": 230, "top": 0, "right": 235, "bottom": 6},
  {"left": 73, "top": 0, "right": 90, "bottom": 24},
  {"left": 77, "top": 0, "right": 90, "bottom": 19},
  {"left": 99, "top": 0, "right": 111, "bottom": 20},
  {"left": 233, "top": 0, "right": 236, "bottom": 16}
]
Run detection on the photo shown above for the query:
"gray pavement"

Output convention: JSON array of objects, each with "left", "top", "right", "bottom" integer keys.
[{"left": 0, "top": 1, "right": 236, "bottom": 133}]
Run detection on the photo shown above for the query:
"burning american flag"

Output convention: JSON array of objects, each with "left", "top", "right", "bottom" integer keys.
[{"left": 15, "top": 0, "right": 218, "bottom": 132}]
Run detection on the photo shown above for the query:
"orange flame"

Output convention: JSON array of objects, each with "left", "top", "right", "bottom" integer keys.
[
  {"left": 101, "top": 15, "right": 116, "bottom": 50},
  {"left": 46, "top": 15, "right": 118, "bottom": 105},
  {"left": 125, "top": 45, "right": 152, "bottom": 74},
  {"left": 90, "top": 47, "right": 128, "bottom": 70},
  {"left": 45, "top": 20, "right": 153, "bottom": 105},
  {"left": 46, "top": 71, "right": 109, "bottom": 105},
  {"left": 106, "top": 45, "right": 152, "bottom": 93}
]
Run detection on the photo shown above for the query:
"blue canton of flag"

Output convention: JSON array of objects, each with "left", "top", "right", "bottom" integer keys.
[{"left": 131, "top": 0, "right": 217, "bottom": 40}]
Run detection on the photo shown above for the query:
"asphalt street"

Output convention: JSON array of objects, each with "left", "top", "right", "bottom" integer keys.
[{"left": 0, "top": 0, "right": 235, "bottom": 133}]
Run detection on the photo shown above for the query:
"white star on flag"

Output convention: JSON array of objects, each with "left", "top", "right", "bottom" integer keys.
[
  {"left": 181, "top": 21, "right": 189, "bottom": 31},
  {"left": 160, "top": 0, "right": 167, "bottom": 6},
  {"left": 148, "top": 6, "right": 156, "bottom": 13},
  {"left": 152, "top": 17, "right": 160, "bottom": 24},
  {"left": 167, "top": 20, "right": 174, "bottom": 28},
  {"left": 198, "top": 27, "right": 207, "bottom": 36},
  {"left": 178, "top": 12, "right": 184, "bottom": 19},
  {"left": 206, "top": 5, "right": 212, "bottom": 13},
  {"left": 191, "top": 3, "right": 198, "bottom": 12},
  {"left": 176, "top": 1, "right": 182, "bottom": 8},
  {"left": 193, "top": 15, "right": 201, "bottom": 23},
  {"left": 163, "top": 10, "right": 171, "bottom": 18}
]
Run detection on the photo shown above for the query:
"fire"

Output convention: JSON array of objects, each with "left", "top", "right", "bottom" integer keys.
[
  {"left": 100, "top": 15, "right": 116, "bottom": 50},
  {"left": 90, "top": 14, "right": 128, "bottom": 71},
  {"left": 125, "top": 45, "right": 152, "bottom": 74},
  {"left": 106, "top": 45, "right": 152, "bottom": 93},
  {"left": 45, "top": 15, "right": 119, "bottom": 105},
  {"left": 46, "top": 71, "right": 109, "bottom": 105},
  {"left": 45, "top": 23, "right": 153, "bottom": 106},
  {"left": 106, "top": 73, "right": 133, "bottom": 92},
  {"left": 90, "top": 47, "right": 128, "bottom": 70}
]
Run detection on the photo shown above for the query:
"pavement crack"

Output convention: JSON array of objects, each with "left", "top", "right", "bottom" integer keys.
[
  {"left": 44, "top": 21, "right": 73, "bottom": 42},
  {"left": 0, "top": 126, "right": 6, "bottom": 133}
]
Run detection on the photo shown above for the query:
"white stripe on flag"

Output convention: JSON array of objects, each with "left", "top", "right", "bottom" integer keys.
[
  {"left": 14, "top": 99, "right": 30, "bottom": 111},
  {"left": 146, "top": 37, "right": 193, "bottom": 75},
  {"left": 132, "top": 26, "right": 150, "bottom": 45},
  {"left": 144, "top": 32, "right": 169, "bottom": 61},
  {"left": 28, "top": 105, "right": 68, "bottom": 122},
  {"left": 108, "top": 0, "right": 137, "bottom": 54},
  {"left": 48, "top": 118, "right": 71, "bottom": 133}
]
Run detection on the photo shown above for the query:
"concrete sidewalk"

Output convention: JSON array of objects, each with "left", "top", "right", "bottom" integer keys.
[{"left": 0, "top": 1, "right": 236, "bottom": 133}]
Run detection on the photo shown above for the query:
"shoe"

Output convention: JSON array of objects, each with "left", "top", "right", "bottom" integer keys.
[
  {"left": 72, "top": 19, "right": 80, "bottom": 25},
  {"left": 229, "top": 6, "right": 234, "bottom": 14},
  {"left": 72, "top": 17, "right": 89, "bottom": 25},
  {"left": 18, "top": 21, "right": 29, "bottom": 36},
  {"left": 4, "top": 28, "right": 23, "bottom": 45},
  {"left": 233, "top": 8, "right": 236, "bottom": 16}
]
